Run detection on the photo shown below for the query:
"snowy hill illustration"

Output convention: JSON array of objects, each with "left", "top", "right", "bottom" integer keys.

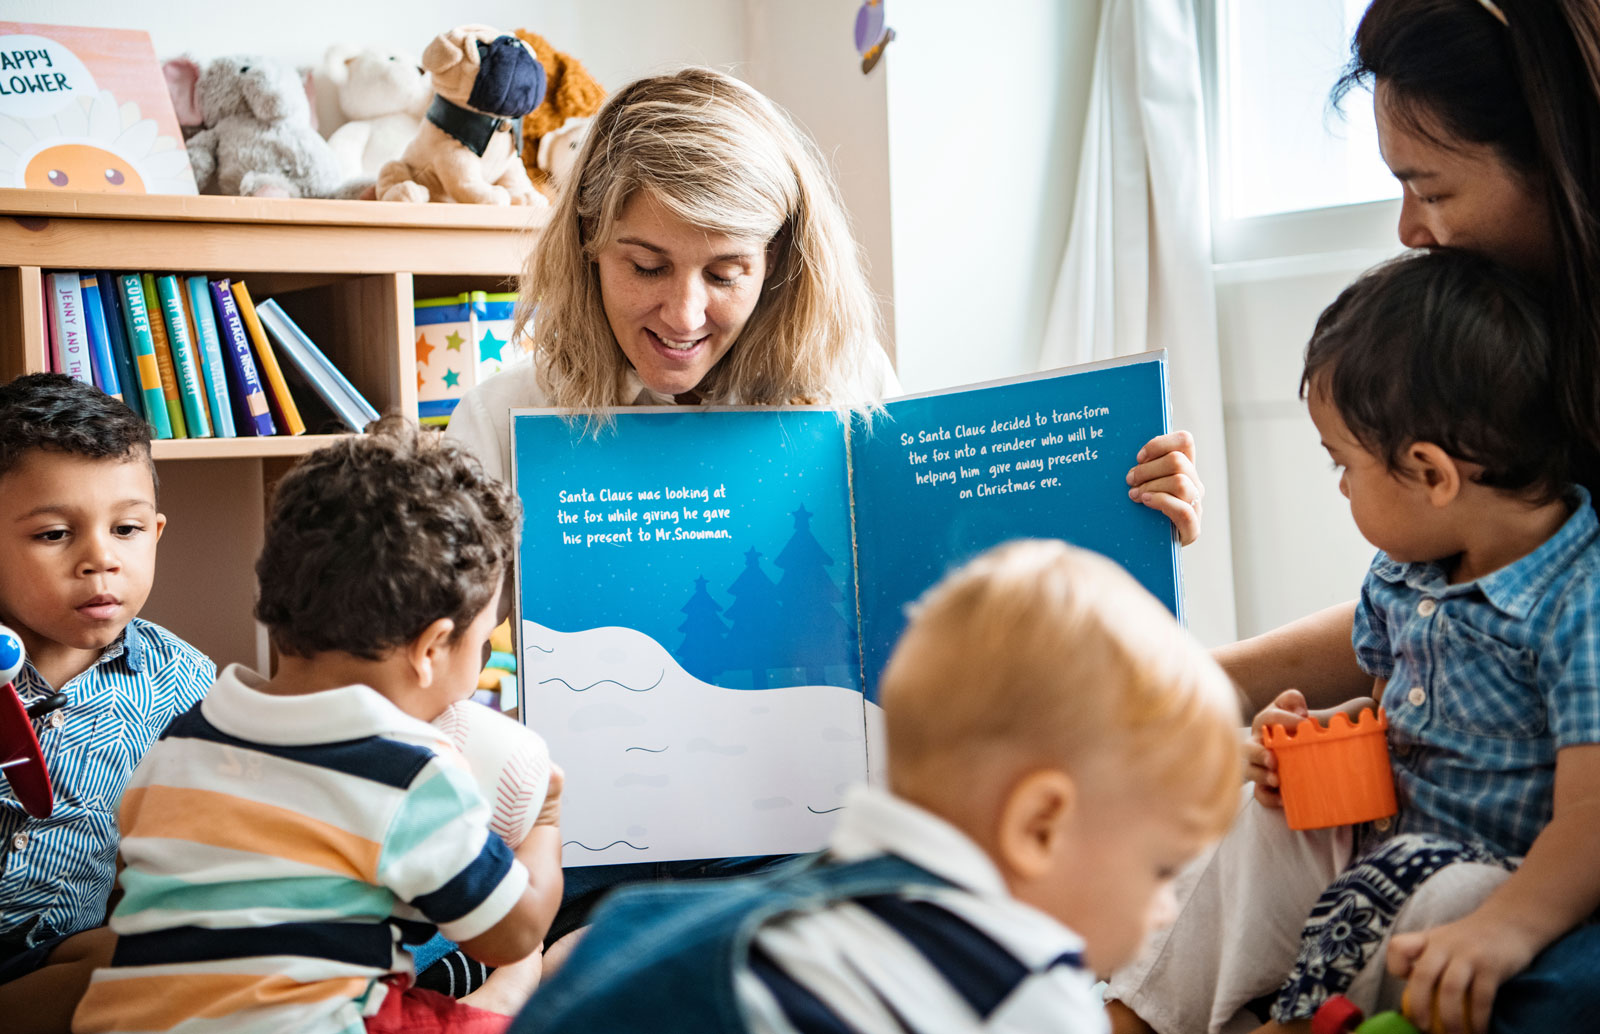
[{"left": 523, "top": 619, "right": 883, "bottom": 865}]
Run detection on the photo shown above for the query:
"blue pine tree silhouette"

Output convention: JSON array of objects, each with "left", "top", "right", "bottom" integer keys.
[
  {"left": 676, "top": 575, "right": 729, "bottom": 682},
  {"left": 724, "top": 547, "right": 782, "bottom": 689},
  {"left": 774, "top": 505, "right": 851, "bottom": 682}
]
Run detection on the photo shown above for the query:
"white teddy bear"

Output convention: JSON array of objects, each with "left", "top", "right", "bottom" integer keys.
[
  {"left": 320, "top": 45, "right": 431, "bottom": 180},
  {"left": 535, "top": 115, "right": 592, "bottom": 197}
]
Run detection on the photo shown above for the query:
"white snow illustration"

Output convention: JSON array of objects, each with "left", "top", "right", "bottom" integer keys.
[{"left": 522, "top": 619, "right": 883, "bottom": 865}]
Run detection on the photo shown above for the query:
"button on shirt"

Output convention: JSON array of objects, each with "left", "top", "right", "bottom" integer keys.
[
  {"left": 1353, "top": 489, "right": 1600, "bottom": 859},
  {"left": 0, "top": 620, "right": 213, "bottom": 952}
]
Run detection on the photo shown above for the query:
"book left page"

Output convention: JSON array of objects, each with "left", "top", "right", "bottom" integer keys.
[{"left": 511, "top": 407, "right": 868, "bottom": 866}]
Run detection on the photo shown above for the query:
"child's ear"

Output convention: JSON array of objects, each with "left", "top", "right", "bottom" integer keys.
[
  {"left": 406, "top": 617, "right": 456, "bottom": 687},
  {"left": 995, "top": 768, "right": 1076, "bottom": 881},
  {"left": 1406, "top": 442, "right": 1462, "bottom": 505}
]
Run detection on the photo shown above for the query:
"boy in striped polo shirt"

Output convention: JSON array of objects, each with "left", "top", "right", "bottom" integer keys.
[
  {"left": 519, "top": 540, "right": 1244, "bottom": 1034},
  {"left": 73, "top": 418, "right": 563, "bottom": 1034},
  {"left": 0, "top": 374, "right": 215, "bottom": 1033}
]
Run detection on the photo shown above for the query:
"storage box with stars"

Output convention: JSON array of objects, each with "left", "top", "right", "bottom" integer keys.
[{"left": 414, "top": 291, "right": 522, "bottom": 422}]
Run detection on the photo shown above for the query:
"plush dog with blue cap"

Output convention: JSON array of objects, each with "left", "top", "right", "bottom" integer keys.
[{"left": 377, "top": 24, "right": 549, "bottom": 206}]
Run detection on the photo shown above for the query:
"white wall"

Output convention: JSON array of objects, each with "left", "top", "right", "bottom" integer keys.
[
  {"left": 741, "top": 1, "right": 896, "bottom": 354},
  {"left": 1215, "top": 214, "right": 1404, "bottom": 636},
  {"left": 884, "top": 0, "right": 1101, "bottom": 393}
]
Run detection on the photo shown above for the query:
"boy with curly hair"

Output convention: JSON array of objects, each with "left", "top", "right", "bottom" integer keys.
[
  {"left": 74, "top": 418, "right": 563, "bottom": 1034},
  {"left": 0, "top": 374, "right": 214, "bottom": 1034}
]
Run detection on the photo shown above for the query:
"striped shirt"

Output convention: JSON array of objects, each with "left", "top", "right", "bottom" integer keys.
[
  {"left": 0, "top": 619, "right": 213, "bottom": 954},
  {"left": 1354, "top": 489, "right": 1600, "bottom": 858},
  {"left": 73, "top": 664, "right": 529, "bottom": 1034},
  {"left": 737, "top": 786, "right": 1105, "bottom": 1034}
]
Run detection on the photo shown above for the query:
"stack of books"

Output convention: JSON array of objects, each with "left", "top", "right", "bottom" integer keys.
[{"left": 43, "top": 271, "right": 380, "bottom": 439}]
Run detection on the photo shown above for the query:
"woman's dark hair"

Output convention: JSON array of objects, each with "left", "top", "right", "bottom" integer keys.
[
  {"left": 1332, "top": 0, "right": 1600, "bottom": 497},
  {"left": 1302, "top": 249, "right": 1569, "bottom": 502},
  {"left": 255, "top": 416, "right": 521, "bottom": 659}
]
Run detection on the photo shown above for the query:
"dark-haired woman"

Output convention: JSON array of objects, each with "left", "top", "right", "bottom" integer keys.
[{"left": 1208, "top": 3, "right": 1600, "bottom": 1032}]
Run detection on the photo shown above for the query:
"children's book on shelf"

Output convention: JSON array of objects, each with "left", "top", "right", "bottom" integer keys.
[
  {"left": 0, "top": 23, "right": 197, "bottom": 193},
  {"left": 140, "top": 274, "right": 187, "bottom": 438},
  {"left": 181, "top": 275, "right": 233, "bottom": 437},
  {"left": 115, "top": 273, "right": 172, "bottom": 438},
  {"left": 95, "top": 270, "right": 141, "bottom": 420},
  {"left": 45, "top": 272, "right": 92, "bottom": 385},
  {"left": 208, "top": 279, "right": 276, "bottom": 437},
  {"left": 510, "top": 350, "right": 1181, "bottom": 865},
  {"left": 154, "top": 276, "right": 212, "bottom": 438},
  {"left": 231, "top": 281, "right": 306, "bottom": 436},
  {"left": 414, "top": 291, "right": 520, "bottom": 426},
  {"left": 255, "top": 298, "right": 379, "bottom": 433},
  {"left": 76, "top": 273, "right": 121, "bottom": 403}
]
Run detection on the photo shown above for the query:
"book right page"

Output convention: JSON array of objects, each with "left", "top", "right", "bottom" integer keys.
[{"left": 849, "top": 351, "right": 1183, "bottom": 714}]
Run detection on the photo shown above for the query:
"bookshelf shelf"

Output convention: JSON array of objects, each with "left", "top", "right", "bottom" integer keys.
[
  {"left": 151, "top": 434, "right": 352, "bottom": 461},
  {"left": 0, "top": 188, "right": 544, "bottom": 670}
]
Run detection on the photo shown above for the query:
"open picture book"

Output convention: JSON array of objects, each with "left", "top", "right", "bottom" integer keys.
[{"left": 511, "top": 350, "right": 1181, "bottom": 865}]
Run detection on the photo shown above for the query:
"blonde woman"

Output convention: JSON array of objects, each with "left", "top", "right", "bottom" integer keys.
[
  {"left": 444, "top": 66, "right": 1206, "bottom": 963},
  {"left": 447, "top": 68, "right": 1202, "bottom": 539}
]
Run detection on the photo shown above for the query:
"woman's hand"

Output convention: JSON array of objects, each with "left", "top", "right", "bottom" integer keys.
[
  {"left": 1390, "top": 911, "right": 1542, "bottom": 1034},
  {"left": 1129, "top": 430, "right": 1203, "bottom": 546}
]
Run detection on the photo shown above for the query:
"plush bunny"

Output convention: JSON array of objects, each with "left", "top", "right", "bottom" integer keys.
[
  {"left": 320, "top": 46, "right": 431, "bottom": 180},
  {"left": 377, "top": 25, "right": 547, "bottom": 206},
  {"left": 166, "top": 55, "right": 344, "bottom": 198}
]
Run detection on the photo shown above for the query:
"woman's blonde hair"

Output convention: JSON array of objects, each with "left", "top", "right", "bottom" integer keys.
[
  {"left": 517, "top": 67, "right": 885, "bottom": 412},
  {"left": 881, "top": 540, "right": 1243, "bottom": 838}
]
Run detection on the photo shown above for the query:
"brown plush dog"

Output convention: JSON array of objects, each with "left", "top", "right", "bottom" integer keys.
[
  {"left": 514, "top": 30, "right": 606, "bottom": 199},
  {"left": 378, "top": 25, "right": 546, "bottom": 206}
]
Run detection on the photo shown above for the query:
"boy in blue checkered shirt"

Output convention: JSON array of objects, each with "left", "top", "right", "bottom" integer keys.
[
  {"left": 0, "top": 374, "right": 214, "bottom": 1032},
  {"left": 1108, "top": 250, "right": 1600, "bottom": 1034}
]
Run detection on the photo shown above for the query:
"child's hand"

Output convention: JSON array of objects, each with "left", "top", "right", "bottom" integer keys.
[
  {"left": 1389, "top": 911, "right": 1542, "bottom": 1034},
  {"left": 536, "top": 763, "right": 564, "bottom": 828},
  {"left": 1128, "top": 430, "right": 1203, "bottom": 546},
  {"left": 1246, "top": 689, "right": 1310, "bottom": 807}
]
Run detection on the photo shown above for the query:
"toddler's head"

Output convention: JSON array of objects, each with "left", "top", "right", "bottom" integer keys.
[
  {"left": 255, "top": 417, "right": 520, "bottom": 717},
  {"left": 880, "top": 540, "right": 1240, "bottom": 972},
  {"left": 1301, "top": 248, "right": 1567, "bottom": 560},
  {"left": 0, "top": 374, "right": 161, "bottom": 670}
]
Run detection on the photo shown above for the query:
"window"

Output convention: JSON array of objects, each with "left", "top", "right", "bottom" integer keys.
[{"left": 1213, "top": 0, "right": 1398, "bottom": 220}]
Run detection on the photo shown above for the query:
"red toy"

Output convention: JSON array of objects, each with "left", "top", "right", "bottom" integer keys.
[{"left": 0, "top": 623, "right": 59, "bottom": 818}]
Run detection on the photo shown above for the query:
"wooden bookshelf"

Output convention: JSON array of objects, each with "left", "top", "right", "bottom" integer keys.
[{"left": 0, "top": 189, "right": 545, "bottom": 670}]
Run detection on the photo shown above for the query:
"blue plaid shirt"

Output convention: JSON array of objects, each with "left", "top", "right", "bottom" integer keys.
[
  {"left": 0, "top": 619, "right": 212, "bottom": 954},
  {"left": 1354, "top": 488, "right": 1600, "bottom": 860}
]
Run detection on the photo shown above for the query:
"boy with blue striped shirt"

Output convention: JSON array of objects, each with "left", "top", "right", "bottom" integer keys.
[
  {"left": 0, "top": 374, "right": 215, "bottom": 1033},
  {"left": 73, "top": 418, "right": 563, "bottom": 1034},
  {"left": 517, "top": 540, "right": 1244, "bottom": 1034}
]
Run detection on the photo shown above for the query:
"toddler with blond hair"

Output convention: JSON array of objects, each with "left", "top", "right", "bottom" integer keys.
[{"left": 514, "top": 539, "right": 1242, "bottom": 1034}]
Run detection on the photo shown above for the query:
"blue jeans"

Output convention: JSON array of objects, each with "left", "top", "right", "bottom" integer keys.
[
  {"left": 551, "top": 855, "right": 791, "bottom": 941},
  {"left": 1490, "top": 924, "right": 1600, "bottom": 1033},
  {"left": 407, "top": 854, "right": 793, "bottom": 987}
]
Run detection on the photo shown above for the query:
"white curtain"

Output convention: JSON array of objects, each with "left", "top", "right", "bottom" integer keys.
[{"left": 1040, "top": 0, "right": 1237, "bottom": 646}]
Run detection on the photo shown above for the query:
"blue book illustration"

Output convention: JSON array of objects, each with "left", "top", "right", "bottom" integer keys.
[
  {"left": 184, "top": 276, "right": 235, "bottom": 437},
  {"left": 510, "top": 351, "right": 1178, "bottom": 865},
  {"left": 254, "top": 298, "right": 379, "bottom": 433},
  {"left": 76, "top": 274, "right": 121, "bottom": 402},
  {"left": 96, "top": 271, "right": 142, "bottom": 421}
]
